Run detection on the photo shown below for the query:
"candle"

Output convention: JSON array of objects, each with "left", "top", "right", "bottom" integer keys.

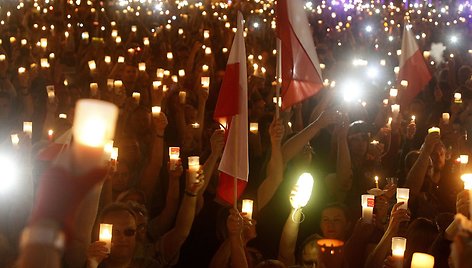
[
  {"left": 113, "top": 80, "right": 123, "bottom": 90},
  {"left": 383, "top": 99, "right": 389, "bottom": 106},
  {"left": 391, "top": 104, "right": 400, "bottom": 118},
  {"left": 392, "top": 237, "right": 407, "bottom": 257},
  {"left": 152, "top": 81, "right": 161, "bottom": 90},
  {"left": 460, "top": 174, "right": 472, "bottom": 218},
  {"left": 167, "top": 52, "right": 173, "bottom": 60},
  {"left": 188, "top": 156, "right": 200, "bottom": 183},
  {"left": 423, "top": 51, "right": 430, "bottom": 58},
  {"left": 191, "top": 123, "right": 200, "bottom": 129},
  {"left": 400, "top": 80, "right": 409, "bottom": 87},
  {"left": 374, "top": 176, "right": 379, "bottom": 189},
  {"left": 143, "top": 37, "right": 150, "bottom": 46},
  {"left": 396, "top": 188, "right": 410, "bottom": 210},
  {"left": 81, "top": 32, "right": 89, "bottom": 41},
  {"left": 59, "top": 114, "right": 67, "bottom": 119},
  {"left": 131, "top": 25, "right": 137, "bottom": 32},
  {"left": 202, "top": 64, "right": 209, "bottom": 72},
  {"left": 118, "top": 56, "right": 125, "bottom": 63},
  {"left": 205, "top": 47, "right": 212, "bottom": 55},
  {"left": 23, "top": 122, "right": 32, "bottom": 138},
  {"left": 428, "top": 127, "right": 440, "bottom": 134},
  {"left": 46, "top": 85, "right": 55, "bottom": 102},
  {"left": 115, "top": 36, "right": 122, "bottom": 44},
  {"left": 110, "top": 147, "right": 118, "bottom": 172},
  {"left": 442, "top": 113, "right": 450, "bottom": 124},
  {"left": 0, "top": 54, "right": 5, "bottom": 61},
  {"left": 152, "top": 106, "right": 161, "bottom": 117},
  {"left": 111, "top": 29, "right": 118, "bottom": 38},
  {"left": 18, "top": 67, "right": 26, "bottom": 74},
  {"left": 138, "top": 62, "right": 146, "bottom": 72},
  {"left": 361, "top": 194, "right": 375, "bottom": 223},
  {"left": 391, "top": 237, "right": 407, "bottom": 268},
  {"left": 156, "top": 68, "right": 164, "bottom": 79},
  {"left": 249, "top": 123, "right": 259, "bottom": 134},
  {"left": 203, "top": 30, "right": 210, "bottom": 39},
  {"left": 389, "top": 88, "right": 398, "bottom": 97},
  {"left": 411, "top": 115, "right": 416, "bottom": 124},
  {"left": 88, "top": 60, "right": 96, "bottom": 71},
  {"left": 179, "top": 91, "right": 187, "bottom": 104},
  {"left": 317, "top": 239, "right": 345, "bottom": 267},
  {"left": 99, "top": 224, "right": 113, "bottom": 253},
  {"left": 132, "top": 92, "right": 141, "bottom": 104},
  {"left": 454, "top": 93, "right": 462, "bottom": 104},
  {"left": 90, "top": 83, "right": 99, "bottom": 97},
  {"left": 178, "top": 69, "right": 185, "bottom": 77},
  {"left": 411, "top": 253, "right": 434, "bottom": 268},
  {"left": 104, "top": 56, "right": 111, "bottom": 64},
  {"left": 104, "top": 140, "right": 114, "bottom": 160},
  {"left": 48, "top": 129, "right": 54, "bottom": 141},
  {"left": 72, "top": 100, "right": 119, "bottom": 172},
  {"left": 11, "top": 134, "right": 19, "bottom": 148},
  {"left": 40, "top": 58, "right": 49, "bottom": 68},
  {"left": 169, "top": 147, "right": 180, "bottom": 171},
  {"left": 201, "top": 77, "right": 210, "bottom": 90},
  {"left": 40, "top": 38, "right": 48, "bottom": 48},
  {"left": 460, "top": 155, "right": 469, "bottom": 165},
  {"left": 242, "top": 199, "right": 254, "bottom": 220}
]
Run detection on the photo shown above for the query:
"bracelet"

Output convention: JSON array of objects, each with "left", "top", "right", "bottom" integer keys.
[
  {"left": 156, "top": 134, "right": 164, "bottom": 138},
  {"left": 184, "top": 190, "right": 198, "bottom": 197}
]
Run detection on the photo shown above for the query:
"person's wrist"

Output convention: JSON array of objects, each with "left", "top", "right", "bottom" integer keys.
[{"left": 184, "top": 189, "right": 198, "bottom": 197}]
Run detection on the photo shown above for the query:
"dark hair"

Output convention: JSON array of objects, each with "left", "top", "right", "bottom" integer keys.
[
  {"left": 321, "top": 202, "right": 350, "bottom": 221},
  {"left": 296, "top": 233, "right": 322, "bottom": 265},
  {"left": 99, "top": 202, "right": 137, "bottom": 222},
  {"left": 404, "top": 218, "right": 439, "bottom": 268}
]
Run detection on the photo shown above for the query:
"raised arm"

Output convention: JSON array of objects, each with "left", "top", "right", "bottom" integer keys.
[
  {"left": 278, "top": 208, "right": 302, "bottom": 266},
  {"left": 160, "top": 171, "right": 204, "bottom": 263},
  {"left": 257, "top": 118, "right": 285, "bottom": 211},
  {"left": 404, "top": 132, "right": 440, "bottom": 196},
  {"left": 227, "top": 208, "right": 249, "bottom": 268},
  {"left": 364, "top": 202, "right": 410, "bottom": 268},
  {"left": 282, "top": 110, "right": 338, "bottom": 164},
  {"left": 138, "top": 112, "right": 168, "bottom": 205},
  {"left": 148, "top": 161, "right": 183, "bottom": 240}
]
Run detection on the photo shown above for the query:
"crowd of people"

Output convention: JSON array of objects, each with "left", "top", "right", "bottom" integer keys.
[{"left": 0, "top": 0, "right": 472, "bottom": 267}]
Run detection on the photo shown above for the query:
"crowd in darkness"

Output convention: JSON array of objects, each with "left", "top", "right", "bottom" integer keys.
[{"left": 0, "top": 0, "right": 472, "bottom": 267}]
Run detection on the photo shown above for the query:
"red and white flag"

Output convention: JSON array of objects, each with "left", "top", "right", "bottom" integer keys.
[
  {"left": 276, "top": 0, "right": 323, "bottom": 110},
  {"left": 213, "top": 11, "right": 248, "bottom": 206},
  {"left": 398, "top": 25, "right": 431, "bottom": 106}
]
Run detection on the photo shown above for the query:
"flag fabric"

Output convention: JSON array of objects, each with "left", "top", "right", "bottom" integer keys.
[
  {"left": 398, "top": 25, "right": 432, "bottom": 106},
  {"left": 213, "top": 11, "right": 249, "bottom": 205},
  {"left": 276, "top": 0, "right": 323, "bottom": 110}
]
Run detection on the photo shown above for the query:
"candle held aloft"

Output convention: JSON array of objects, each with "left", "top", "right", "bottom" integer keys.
[
  {"left": 99, "top": 224, "right": 113, "bottom": 253},
  {"left": 428, "top": 127, "right": 440, "bottom": 134},
  {"left": 290, "top": 173, "right": 314, "bottom": 209},
  {"left": 242, "top": 199, "right": 254, "bottom": 220},
  {"left": 249, "top": 123, "right": 259, "bottom": 134},
  {"left": 201, "top": 77, "right": 210, "bottom": 91},
  {"left": 396, "top": 188, "right": 410, "bottom": 210},
  {"left": 132, "top": 92, "right": 141, "bottom": 104},
  {"left": 442, "top": 113, "right": 450, "bottom": 124},
  {"left": 169, "top": 147, "right": 180, "bottom": 171},
  {"left": 179, "top": 91, "right": 187, "bottom": 104},
  {"left": 152, "top": 106, "right": 161, "bottom": 117},
  {"left": 454, "top": 93, "right": 462, "bottom": 103},
  {"left": 361, "top": 194, "right": 374, "bottom": 223},
  {"left": 188, "top": 156, "right": 200, "bottom": 183},
  {"left": 23, "top": 122, "right": 32, "bottom": 138},
  {"left": 411, "top": 253, "right": 434, "bottom": 268},
  {"left": 391, "top": 237, "right": 407, "bottom": 268}
]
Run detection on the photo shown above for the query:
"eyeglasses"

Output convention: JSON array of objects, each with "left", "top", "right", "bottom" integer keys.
[{"left": 113, "top": 228, "right": 136, "bottom": 237}]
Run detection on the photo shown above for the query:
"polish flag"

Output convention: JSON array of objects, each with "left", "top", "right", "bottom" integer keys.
[
  {"left": 213, "top": 12, "right": 249, "bottom": 206},
  {"left": 398, "top": 25, "right": 431, "bottom": 106},
  {"left": 276, "top": 0, "right": 323, "bottom": 110}
]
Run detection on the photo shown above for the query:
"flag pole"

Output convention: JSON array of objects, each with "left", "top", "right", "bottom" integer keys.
[
  {"left": 275, "top": 38, "right": 281, "bottom": 119},
  {"left": 234, "top": 175, "right": 237, "bottom": 210}
]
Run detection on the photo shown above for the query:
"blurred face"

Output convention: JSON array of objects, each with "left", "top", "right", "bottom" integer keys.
[
  {"left": 123, "top": 65, "right": 137, "bottom": 84},
  {"left": 103, "top": 210, "right": 136, "bottom": 260},
  {"left": 112, "top": 164, "right": 131, "bottom": 192},
  {"left": 431, "top": 143, "right": 446, "bottom": 171},
  {"left": 348, "top": 133, "right": 369, "bottom": 159},
  {"left": 301, "top": 241, "right": 320, "bottom": 268},
  {"left": 135, "top": 212, "right": 147, "bottom": 242},
  {"left": 320, "top": 207, "right": 349, "bottom": 240}
]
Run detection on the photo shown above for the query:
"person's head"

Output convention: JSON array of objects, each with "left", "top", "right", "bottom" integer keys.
[
  {"left": 255, "top": 259, "right": 287, "bottom": 268},
  {"left": 404, "top": 218, "right": 439, "bottom": 267},
  {"left": 99, "top": 203, "right": 138, "bottom": 261},
  {"left": 297, "top": 234, "right": 322, "bottom": 268},
  {"left": 125, "top": 201, "right": 148, "bottom": 242},
  {"left": 348, "top": 121, "right": 370, "bottom": 159},
  {"left": 122, "top": 64, "right": 138, "bottom": 84},
  {"left": 430, "top": 141, "right": 446, "bottom": 172},
  {"left": 320, "top": 203, "right": 351, "bottom": 241}
]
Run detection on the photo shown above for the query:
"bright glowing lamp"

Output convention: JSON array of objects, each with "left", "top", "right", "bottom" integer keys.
[
  {"left": 290, "top": 173, "right": 314, "bottom": 209},
  {"left": 411, "top": 253, "right": 434, "bottom": 268}
]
